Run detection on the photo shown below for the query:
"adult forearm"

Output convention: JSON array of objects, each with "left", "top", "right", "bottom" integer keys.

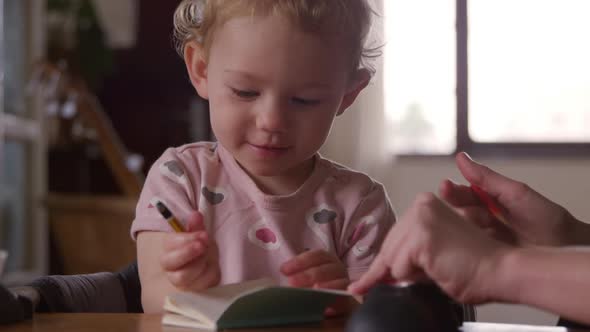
[{"left": 494, "top": 246, "right": 590, "bottom": 324}]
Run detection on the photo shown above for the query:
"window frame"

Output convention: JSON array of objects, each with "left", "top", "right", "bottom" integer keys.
[
  {"left": 456, "top": 0, "right": 590, "bottom": 158},
  {"left": 0, "top": 0, "right": 48, "bottom": 284}
]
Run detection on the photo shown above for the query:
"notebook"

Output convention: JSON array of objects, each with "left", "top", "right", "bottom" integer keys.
[
  {"left": 462, "top": 322, "right": 568, "bottom": 332},
  {"left": 162, "top": 278, "right": 353, "bottom": 330}
]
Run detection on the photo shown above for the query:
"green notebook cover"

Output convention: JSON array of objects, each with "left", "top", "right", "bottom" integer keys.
[{"left": 162, "top": 278, "right": 352, "bottom": 330}]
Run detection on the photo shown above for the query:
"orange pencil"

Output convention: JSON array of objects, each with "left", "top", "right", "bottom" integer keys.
[
  {"left": 155, "top": 201, "right": 185, "bottom": 233},
  {"left": 470, "top": 184, "right": 509, "bottom": 226}
]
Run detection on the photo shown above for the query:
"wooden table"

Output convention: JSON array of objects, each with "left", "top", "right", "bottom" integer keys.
[
  {"left": 3, "top": 314, "right": 589, "bottom": 332},
  {"left": 1, "top": 313, "right": 348, "bottom": 332}
]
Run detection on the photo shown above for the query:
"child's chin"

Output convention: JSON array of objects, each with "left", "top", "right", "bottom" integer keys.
[
  {"left": 240, "top": 161, "right": 288, "bottom": 176},
  {"left": 248, "top": 167, "right": 285, "bottom": 177}
]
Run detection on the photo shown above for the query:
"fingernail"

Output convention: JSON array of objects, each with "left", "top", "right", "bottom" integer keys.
[
  {"left": 461, "top": 152, "right": 486, "bottom": 167},
  {"left": 462, "top": 152, "right": 474, "bottom": 162}
]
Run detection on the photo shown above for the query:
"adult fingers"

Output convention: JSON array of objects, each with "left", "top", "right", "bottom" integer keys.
[
  {"left": 454, "top": 206, "right": 496, "bottom": 228},
  {"left": 439, "top": 179, "right": 480, "bottom": 206},
  {"left": 456, "top": 152, "right": 528, "bottom": 203},
  {"left": 347, "top": 255, "right": 390, "bottom": 295}
]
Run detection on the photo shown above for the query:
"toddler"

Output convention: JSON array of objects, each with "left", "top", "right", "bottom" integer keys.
[{"left": 131, "top": 0, "right": 395, "bottom": 313}]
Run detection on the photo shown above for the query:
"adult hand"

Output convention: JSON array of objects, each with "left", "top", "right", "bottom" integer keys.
[
  {"left": 440, "top": 152, "right": 588, "bottom": 247},
  {"left": 349, "top": 193, "right": 511, "bottom": 304},
  {"left": 160, "top": 212, "right": 221, "bottom": 291}
]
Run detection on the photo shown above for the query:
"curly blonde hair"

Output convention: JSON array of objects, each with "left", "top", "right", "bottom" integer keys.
[{"left": 173, "top": 0, "right": 381, "bottom": 74}]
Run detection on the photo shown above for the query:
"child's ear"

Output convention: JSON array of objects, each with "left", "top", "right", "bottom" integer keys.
[
  {"left": 336, "top": 68, "right": 371, "bottom": 116},
  {"left": 184, "top": 41, "right": 209, "bottom": 99}
]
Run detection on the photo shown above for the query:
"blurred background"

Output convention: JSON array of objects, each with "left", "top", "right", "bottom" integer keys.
[
  {"left": 1, "top": 0, "right": 210, "bottom": 281},
  {"left": 0, "top": 0, "right": 589, "bottom": 325}
]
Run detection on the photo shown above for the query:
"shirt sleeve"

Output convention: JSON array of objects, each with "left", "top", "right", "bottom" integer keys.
[
  {"left": 338, "top": 182, "right": 396, "bottom": 281},
  {"left": 130, "top": 147, "right": 200, "bottom": 240}
]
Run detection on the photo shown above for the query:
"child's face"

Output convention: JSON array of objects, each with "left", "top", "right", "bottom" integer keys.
[{"left": 188, "top": 14, "right": 367, "bottom": 182}]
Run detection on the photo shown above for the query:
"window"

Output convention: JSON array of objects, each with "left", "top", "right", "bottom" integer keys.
[
  {"left": 384, "top": 0, "right": 456, "bottom": 155},
  {"left": 1, "top": 0, "right": 47, "bottom": 283},
  {"left": 385, "top": 0, "right": 590, "bottom": 155}
]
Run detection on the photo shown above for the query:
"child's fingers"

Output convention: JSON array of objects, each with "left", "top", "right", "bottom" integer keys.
[
  {"left": 191, "top": 261, "right": 221, "bottom": 291},
  {"left": 164, "top": 232, "right": 208, "bottom": 251},
  {"left": 314, "top": 278, "right": 350, "bottom": 290},
  {"left": 288, "top": 263, "right": 347, "bottom": 287},
  {"left": 194, "top": 231, "right": 209, "bottom": 245},
  {"left": 166, "top": 256, "right": 208, "bottom": 289},
  {"left": 280, "top": 249, "right": 334, "bottom": 276},
  {"left": 161, "top": 241, "right": 207, "bottom": 271},
  {"left": 185, "top": 211, "right": 206, "bottom": 232}
]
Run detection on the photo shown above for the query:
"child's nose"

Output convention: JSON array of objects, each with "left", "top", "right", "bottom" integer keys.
[{"left": 256, "top": 99, "right": 288, "bottom": 133}]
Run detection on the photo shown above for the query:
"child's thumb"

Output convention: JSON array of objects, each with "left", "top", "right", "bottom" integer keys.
[{"left": 185, "top": 211, "right": 205, "bottom": 232}]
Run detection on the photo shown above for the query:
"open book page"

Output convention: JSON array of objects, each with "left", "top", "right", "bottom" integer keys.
[
  {"left": 163, "top": 278, "right": 278, "bottom": 329},
  {"left": 462, "top": 322, "right": 568, "bottom": 332},
  {"left": 162, "top": 312, "right": 214, "bottom": 330}
]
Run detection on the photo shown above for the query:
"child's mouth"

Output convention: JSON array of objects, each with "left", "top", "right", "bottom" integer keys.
[{"left": 249, "top": 143, "right": 290, "bottom": 156}]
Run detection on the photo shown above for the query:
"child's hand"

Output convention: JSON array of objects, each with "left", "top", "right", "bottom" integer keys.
[
  {"left": 281, "top": 249, "right": 349, "bottom": 289},
  {"left": 160, "top": 212, "right": 221, "bottom": 292},
  {"left": 281, "top": 249, "right": 352, "bottom": 317}
]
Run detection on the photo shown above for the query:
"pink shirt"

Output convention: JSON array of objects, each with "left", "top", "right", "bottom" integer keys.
[{"left": 131, "top": 142, "right": 395, "bottom": 284}]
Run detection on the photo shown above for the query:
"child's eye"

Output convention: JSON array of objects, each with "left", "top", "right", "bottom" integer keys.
[
  {"left": 231, "top": 88, "right": 259, "bottom": 99},
  {"left": 292, "top": 97, "right": 321, "bottom": 106}
]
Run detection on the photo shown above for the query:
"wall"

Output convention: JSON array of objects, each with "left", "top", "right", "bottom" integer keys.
[{"left": 322, "top": 97, "right": 590, "bottom": 325}]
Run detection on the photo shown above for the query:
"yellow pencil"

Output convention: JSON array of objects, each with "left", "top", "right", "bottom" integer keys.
[{"left": 155, "top": 201, "right": 185, "bottom": 233}]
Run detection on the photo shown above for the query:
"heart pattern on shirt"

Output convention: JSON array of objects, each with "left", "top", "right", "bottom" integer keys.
[
  {"left": 353, "top": 245, "right": 372, "bottom": 257},
  {"left": 306, "top": 204, "right": 338, "bottom": 251},
  {"left": 348, "top": 221, "right": 368, "bottom": 245},
  {"left": 164, "top": 160, "right": 184, "bottom": 177},
  {"left": 160, "top": 160, "right": 188, "bottom": 185},
  {"left": 248, "top": 221, "right": 281, "bottom": 250},
  {"left": 255, "top": 228, "right": 277, "bottom": 244},
  {"left": 347, "top": 216, "right": 377, "bottom": 246},
  {"left": 148, "top": 196, "right": 164, "bottom": 209},
  {"left": 313, "top": 209, "right": 337, "bottom": 224},
  {"left": 202, "top": 187, "right": 224, "bottom": 205}
]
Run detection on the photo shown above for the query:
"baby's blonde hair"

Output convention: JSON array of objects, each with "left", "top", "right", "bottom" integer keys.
[{"left": 173, "top": 0, "right": 381, "bottom": 74}]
